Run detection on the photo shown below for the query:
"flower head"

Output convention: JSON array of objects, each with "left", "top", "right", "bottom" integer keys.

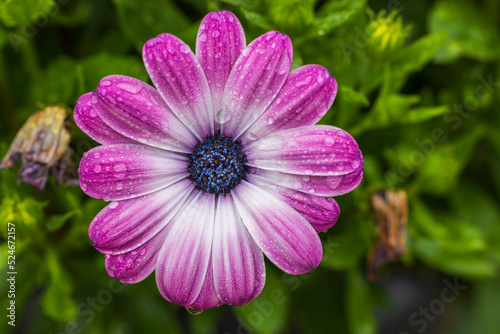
[{"left": 74, "top": 11, "right": 363, "bottom": 311}]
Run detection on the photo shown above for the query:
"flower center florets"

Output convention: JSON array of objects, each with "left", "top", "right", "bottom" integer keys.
[{"left": 188, "top": 133, "right": 247, "bottom": 195}]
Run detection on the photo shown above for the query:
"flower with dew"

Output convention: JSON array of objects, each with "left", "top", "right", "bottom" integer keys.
[{"left": 74, "top": 11, "right": 363, "bottom": 311}]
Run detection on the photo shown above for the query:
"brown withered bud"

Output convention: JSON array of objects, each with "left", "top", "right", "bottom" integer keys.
[
  {"left": 1, "top": 106, "right": 78, "bottom": 190},
  {"left": 367, "top": 189, "right": 408, "bottom": 282}
]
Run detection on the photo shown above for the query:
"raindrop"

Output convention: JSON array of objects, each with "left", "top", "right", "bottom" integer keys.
[
  {"left": 100, "top": 80, "right": 112, "bottom": 87},
  {"left": 117, "top": 82, "right": 142, "bottom": 94},
  {"left": 179, "top": 44, "right": 190, "bottom": 54},
  {"left": 324, "top": 136, "right": 335, "bottom": 146},
  {"left": 351, "top": 159, "right": 361, "bottom": 169},
  {"left": 198, "top": 32, "right": 207, "bottom": 42},
  {"left": 116, "top": 182, "right": 123, "bottom": 190},
  {"left": 304, "top": 169, "right": 313, "bottom": 175},
  {"left": 266, "top": 117, "right": 274, "bottom": 125},
  {"left": 212, "top": 30, "right": 221, "bottom": 38},
  {"left": 247, "top": 132, "right": 258, "bottom": 141},
  {"left": 215, "top": 108, "right": 231, "bottom": 124},
  {"left": 114, "top": 163, "right": 127, "bottom": 173},
  {"left": 108, "top": 202, "right": 119, "bottom": 209},
  {"left": 186, "top": 308, "right": 203, "bottom": 315},
  {"left": 94, "top": 164, "right": 102, "bottom": 173},
  {"left": 302, "top": 175, "right": 310, "bottom": 182}
]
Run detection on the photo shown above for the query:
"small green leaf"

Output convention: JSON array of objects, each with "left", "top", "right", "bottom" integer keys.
[
  {"left": 220, "top": 0, "right": 259, "bottom": 9},
  {"left": 0, "top": 0, "right": 55, "bottom": 27},
  {"left": 345, "top": 268, "right": 376, "bottom": 334},
  {"left": 303, "top": 9, "right": 355, "bottom": 39},
  {"left": 241, "top": 8, "right": 274, "bottom": 30},
  {"left": 46, "top": 209, "right": 80, "bottom": 231},
  {"left": 398, "top": 105, "right": 449, "bottom": 125},
  {"left": 41, "top": 249, "right": 78, "bottom": 322}
]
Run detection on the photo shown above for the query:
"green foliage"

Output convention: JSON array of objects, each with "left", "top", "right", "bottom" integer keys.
[{"left": 0, "top": 0, "right": 499, "bottom": 333}]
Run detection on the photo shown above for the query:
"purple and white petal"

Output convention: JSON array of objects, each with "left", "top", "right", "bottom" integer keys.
[
  {"left": 104, "top": 228, "right": 168, "bottom": 284},
  {"left": 189, "top": 258, "right": 223, "bottom": 311},
  {"left": 232, "top": 181, "right": 322, "bottom": 275},
  {"left": 156, "top": 191, "right": 215, "bottom": 306},
  {"left": 248, "top": 175, "right": 340, "bottom": 232},
  {"left": 246, "top": 125, "right": 363, "bottom": 176},
  {"left": 143, "top": 34, "right": 214, "bottom": 140},
  {"left": 219, "top": 31, "right": 292, "bottom": 138},
  {"left": 242, "top": 65, "right": 337, "bottom": 144},
  {"left": 248, "top": 164, "right": 363, "bottom": 197},
  {"left": 213, "top": 195, "right": 266, "bottom": 305},
  {"left": 196, "top": 11, "right": 246, "bottom": 115},
  {"left": 92, "top": 75, "right": 196, "bottom": 153},
  {"left": 79, "top": 144, "right": 189, "bottom": 201},
  {"left": 89, "top": 179, "right": 194, "bottom": 254},
  {"left": 74, "top": 93, "right": 133, "bottom": 145}
]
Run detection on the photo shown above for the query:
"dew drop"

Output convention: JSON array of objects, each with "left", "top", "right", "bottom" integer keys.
[
  {"left": 108, "top": 201, "right": 119, "bottom": 209},
  {"left": 186, "top": 308, "right": 203, "bottom": 315},
  {"left": 215, "top": 108, "right": 231, "bottom": 124},
  {"left": 351, "top": 159, "right": 361, "bottom": 169},
  {"left": 215, "top": 52, "right": 221, "bottom": 59},
  {"left": 94, "top": 164, "right": 102, "bottom": 173},
  {"left": 100, "top": 80, "right": 112, "bottom": 87},
  {"left": 304, "top": 169, "right": 313, "bottom": 175},
  {"left": 247, "top": 132, "right": 258, "bottom": 141},
  {"left": 324, "top": 136, "right": 335, "bottom": 146},
  {"left": 241, "top": 47, "right": 251, "bottom": 57},
  {"left": 198, "top": 32, "right": 207, "bottom": 42},
  {"left": 116, "top": 82, "right": 142, "bottom": 94},
  {"left": 179, "top": 44, "right": 190, "bottom": 54},
  {"left": 116, "top": 182, "right": 123, "bottom": 190},
  {"left": 302, "top": 175, "right": 310, "bottom": 182},
  {"left": 114, "top": 163, "right": 127, "bottom": 173},
  {"left": 212, "top": 30, "right": 221, "bottom": 38},
  {"left": 266, "top": 117, "right": 274, "bottom": 125}
]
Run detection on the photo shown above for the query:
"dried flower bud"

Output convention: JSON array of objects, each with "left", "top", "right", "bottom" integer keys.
[
  {"left": 367, "top": 189, "right": 408, "bottom": 281},
  {"left": 1, "top": 106, "right": 78, "bottom": 189}
]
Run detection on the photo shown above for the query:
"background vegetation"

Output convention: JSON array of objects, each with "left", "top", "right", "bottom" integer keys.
[{"left": 1, "top": 0, "right": 499, "bottom": 333}]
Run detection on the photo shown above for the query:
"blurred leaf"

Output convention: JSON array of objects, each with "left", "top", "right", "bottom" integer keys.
[
  {"left": 221, "top": 0, "right": 259, "bottom": 9},
  {"left": 233, "top": 269, "right": 290, "bottom": 334},
  {"left": 397, "top": 105, "right": 449, "bottom": 125},
  {"left": 414, "top": 128, "right": 484, "bottom": 194},
  {"left": 266, "top": 0, "right": 314, "bottom": 34},
  {"left": 111, "top": 0, "right": 190, "bottom": 50},
  {"left": 241, "top": 8, "right": 273, "bottom": 30},
  {"left": 31, "top": 57, "right": 79, "bottom": 105},
  {"left": 0, "top": 0, "right": 55, "bottom": 27},
  {"left": 429, "top": 0, "right": 500, "bottom": 63},
  {"left": 80, "top": 52, "right": 147, "bottom": 92},
  {"left": 41, "top": 248, "right": 78, "bottom": 322},
  {"left": 345, "top": 268, "right": 376, "bottom": 334},
  {"left": 302, "top": 9, "right": 355, "bottom": 40},
  {"left": 46, "top": 209, "right": 80, "bottom": 231},
  {"left": 321, "top": 219, "right": 370, "bottom": 270}
]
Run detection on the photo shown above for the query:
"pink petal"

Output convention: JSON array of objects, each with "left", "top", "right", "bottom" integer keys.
[
  {"left": 143, "top": 34, "right": 214, "bottom": 140},
  {"left": 248, "top": 175, "right": 340, "bottom": 232},
  {"left": 78, "top": 144, "right": 189, "bottom": 201},
  {"left": 92, "top": 75, "right": 196, "bottom": 153},
  {"left": 104, "top": 229, "right": 168, "bottom": 284},
  {"left": 219, "top": 31, "right": 292, "bottom": 138},
  {"left": 188, "top": 257, "right": 223, "bottom": 311},
  {"left": 73, "top": 93, "right": 134, "bottom": 145},
  {"left": 245, "top": 125, "right": 363, "bottom": 176},
  {"left": 156, "top": 191, "right": 215, "bottom": 306},
  {"left": 212, "top": 195, "right": 266, "bottom": 305},
  {"left": 88, "top": 179, "right": 194, "bottom": 254},
  {"left": 196, "top": 11, "right": 246, "bottom": 116},
  {"left": 241, "top": 65, "right": 337, "bottom": 144},
  {"left": 232, "top": 181, "right": 322, "bottom": 275},
  {"left": 248, "top": 164, "right": 363, "bottom": 197}
]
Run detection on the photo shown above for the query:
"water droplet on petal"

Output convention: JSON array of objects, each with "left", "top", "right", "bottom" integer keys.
[
  {"left": 266, "top": 117, "right": 274, "bottom": 125},
  {"left": 100, "top": 80, "right": 111, "bottom": 87},
  {"left": 198, "top": 32, "right": 207, "bottom": 42},
  {"left": 186, "top": 308, "right": 203, "bottom": 315},
  {"left": 212, "top": 30, "right": 221, "bottom": 38},
  {"left": 179, "top": 44, "right": 190, "bottom": 54},
  {"left": 109, "top": 201, "right": 119, "bottom": 209},
  {"left": 324, "top": 136, "right": 335, "bottom": 146},
  {"left": 247, "top": 132, "right": 258, "bottom": 141},
  {"left": 94, "top": 164, "right": 102, "bottom": 173},
  {"left": 117, "top": 82, "right": 142, "bottom": 94}
]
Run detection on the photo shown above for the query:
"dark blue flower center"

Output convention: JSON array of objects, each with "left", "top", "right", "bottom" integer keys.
[{"left": 188, "top": 134, "right": 247, "bottom": 195}]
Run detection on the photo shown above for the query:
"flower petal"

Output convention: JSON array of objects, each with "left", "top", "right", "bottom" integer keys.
[
  {"left": 219, "top": 31, "right": 292, "bottom": 138},
  {"left": 248, "top": 164, "right": 363, "bottom": 197},
  {"left": 245, "top": 125, "right": 363, "bottom": 176},
  {"left": 188, "top": 258, "right": 223, "bottom": 311},
  {"left": 156, "top": 191, "right": 215, "bottom": 306},
  {"left": 232, "top": 181, "right": 322, "bottom": 275},
  {"left": 213, "top": 195, "right": 266, "bottom": 305},
  {"left": 241, "top": 65, "right": 337, "bottom": 144},
  {"left": 104, "top": 229, "right": 167, "bottom": 284},
  {"left": 248, "top": 175, "right": 340, "bottom": 232},
  {"left": 143, "top": 34, "right": 214, "bottom": 140},
  {"left": 93, "top": 75, "right": 196, "bottom": 153},
  {"left": 79, "top": 144, "right": 189, "bottom": 201},
  {"left": 89, "top": 179, "right": 194, "bottom": 254},
  {"left": 196, "top": 11, "right": 246, "bottom": 115},
  {"left": 73, "top": 92, "right": 133, "bottom": 145}
]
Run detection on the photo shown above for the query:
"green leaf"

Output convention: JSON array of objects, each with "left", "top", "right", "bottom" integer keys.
[
  {"left": 0, "top": 0, "right": 55, "bottom": 27},
  {"left": 321, "top": 219, "right": 370, "bottom": 270},
  {"left": 233, "top": 269, "right": 290, "bottom": 334},
  {"left": 397, "top": 105, "right": 449, "bottom": 125},
  {"left": 46, "top": 209, "right": 80, "bottom": 231},
  {"left": 429, "top": 0, "right": 500, "bottom": 63},
  {"left": 111, "top": 0, "right": 190, "bottom": 50},
  {"left": 345, "top": 268, "right": 376, "bottom": 334},
  {"left": 220, "top": 0, "right": 259, "bottom": 9},
  {"left": 302, "top": 9, "right": 355, "bottom": 39},
  {"left": 241, "top": 8, "right": 274, "bottom": 30},
  {"left": 41, "top": 248, "right": 78, "bottom": 322},
  {"left": 31, "top": 57, "right": 79, "bottom": 105},
  {"left": 80, "top": 52, "right": 147, "bottom": 92}
]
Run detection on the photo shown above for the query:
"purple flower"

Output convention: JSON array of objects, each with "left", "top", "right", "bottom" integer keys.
[{"left": 74, "top": 11, "right": 363, "bottom": 311}]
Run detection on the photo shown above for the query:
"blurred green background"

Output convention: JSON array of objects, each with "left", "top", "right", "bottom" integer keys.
[{"left": 1, "top": 0, "right": 499, "bottom": 333}]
